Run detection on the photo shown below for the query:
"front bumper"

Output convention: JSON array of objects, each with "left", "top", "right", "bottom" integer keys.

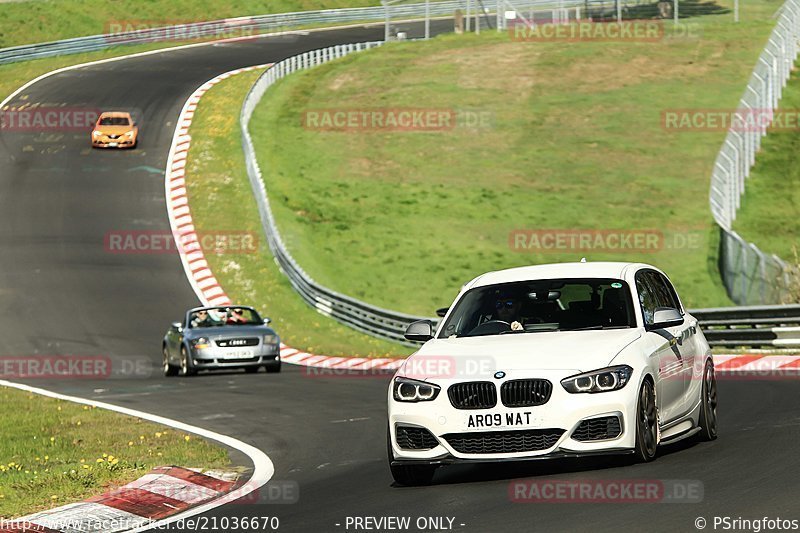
[
  {"left": 92, "top": 135, "right": 136, "bottom": 148},
  {"left": 388, "top": 371, "right": 638, "bottom": 463},
  {"left": 190, "top": 346, "right": 280, "bottom": 370},
  {"left": 390, "top": 447, "right": 635, "bottom": 467}
]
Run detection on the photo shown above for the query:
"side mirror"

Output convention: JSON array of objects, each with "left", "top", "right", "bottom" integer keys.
[
  {"left": 404, "top": 320, "right": 434, "bottom": 342},
  {"left": 263, "top": 317, "right": 271, "bottom": 325},
  {"left": 171, "top": 321, "right": 183, "bottom": 331},
  {"left": 650, "top": 308, "right": 683, "bottom": 329},
  {"left": 435, "top": 307, "right": 449, "bottom": 318}
]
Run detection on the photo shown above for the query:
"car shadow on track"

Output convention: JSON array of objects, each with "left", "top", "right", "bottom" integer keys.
[{"left": 409, "top": 438, "right": 704, "bottom": 487}]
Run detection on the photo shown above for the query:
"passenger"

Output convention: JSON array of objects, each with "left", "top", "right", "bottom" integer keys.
[
  {"left": 228, "top": 308, "right": 248, "bottom": 324},
  {"left": 209, "top": 308, "right": 228, "bottom": 325}
]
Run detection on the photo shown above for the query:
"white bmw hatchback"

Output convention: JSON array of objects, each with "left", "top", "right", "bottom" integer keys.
[{"left": 387, "top": 262, "right": 717, "bottom": 486}]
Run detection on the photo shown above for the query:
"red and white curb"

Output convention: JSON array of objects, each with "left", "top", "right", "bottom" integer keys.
[
  {"left": 164, "top": 65, "right": 404, "bottom": 372},
  {"left": 0, "top": 467, "right": 238, "bottom": 533},
  {"left": 713, "top": 353, "right": 800, "bottom": 373},
  {"left": 0, "top": 379, "right": 273, "bottom": 533}
]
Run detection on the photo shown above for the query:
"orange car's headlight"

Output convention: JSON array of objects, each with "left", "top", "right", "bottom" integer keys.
[{"left": 92, "top": 131, "right": 102, "bottom": 137}]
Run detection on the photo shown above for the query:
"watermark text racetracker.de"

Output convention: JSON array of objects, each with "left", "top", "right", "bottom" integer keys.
[
  {"left": 510, "top": 479, "right": 704, "bottom": 503},
  {"left": 0, "top": 355, "right": 154, "bottom": 379},
  {"left": 508, "top": 19, "right": 701, "bottom": 42},
  {"left": 103, "top": 19, "right": 258, "bottom": 44},
  {"left": 509, "top": 228, "right": 703, "bottom": 253},
  {"left": 0, "top": 107, "right": 101, "bottom": 132},
  {"left": 302, "top": 108, "right": 493, "bottom": 132},
  {"left": 303, "top": 355, "right": 496, "bottom": 379},
  {"left": 104, "top": 230, "right": 258, "bottom": 255},
  {"left": 662, "top": 108, "right": 800, "bottom": 132}
]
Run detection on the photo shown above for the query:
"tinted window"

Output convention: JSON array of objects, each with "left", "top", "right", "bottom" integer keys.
[
  {"left": 437, "top": 278, "right": 636, "bottom": 338},
  {"left": 636, "top": 270, "right": 681, "bottom": 326},
  {"left": 635, "top": 271, "right": 658, "bottom": 326}
]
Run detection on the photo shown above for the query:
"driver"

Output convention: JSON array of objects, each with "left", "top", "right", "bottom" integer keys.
[
  {"left": 494, "top": 292, "right": 524, "bottom": 331},
  {"left": 191, "top": 309, "right": 213, "bottom": 328}
]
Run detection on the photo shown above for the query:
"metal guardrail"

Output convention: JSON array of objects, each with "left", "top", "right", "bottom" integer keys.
[
  {"left": 240, "top": 40, "right": 435, "bottom": 346},
  {"left": 708, "top": 0, "right": 800, "bottom": 304},
  {"left": 0, "top": 0, "right": 574, "bottom": 65},
  {"left": 693, "top": 304, "right": 800, "bottom": 347}
]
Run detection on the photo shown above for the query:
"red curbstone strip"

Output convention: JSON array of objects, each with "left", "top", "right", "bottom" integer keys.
[{"left": 89, "top": 487, "right": 188, "bottom": 519}]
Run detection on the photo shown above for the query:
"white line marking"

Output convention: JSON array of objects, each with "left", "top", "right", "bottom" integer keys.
[{"left": 0, "top": 380, "right": 273, "bottom": 532}]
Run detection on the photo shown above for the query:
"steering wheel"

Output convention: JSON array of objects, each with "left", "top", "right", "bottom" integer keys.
[{"left": 467, "top": 320, "right": 512, "bottom": 336}]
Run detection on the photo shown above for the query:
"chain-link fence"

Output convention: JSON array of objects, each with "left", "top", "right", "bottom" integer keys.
[{"left": 708, "top": 0, "right": 800, "bottom": 304}]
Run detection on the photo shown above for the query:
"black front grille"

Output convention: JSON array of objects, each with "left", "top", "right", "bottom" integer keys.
[
  {"left": 215, "top": 357, "right": 260, "bottom": 364},
  {"left": 395, "top": 425, "right": 439, "bottom": 450},
  {"left": 500, "top": 379, "right": 552, "bottom": 407},
  {"left": 571, "top": 416, "right": 622, "bottom": 441},
  {"left": 216, "top": 337, "right": 259, "bottom": 347},
  {"left": 443, "top": 429, "right": 564, "bottom": 454},
  {"left": 448, "top": 382, "right": 497, "bottom": 410}
]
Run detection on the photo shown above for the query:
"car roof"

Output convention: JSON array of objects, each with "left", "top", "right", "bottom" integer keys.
[
  {"left": 98, "top": 111, "right": 132, "bottom": 118},
  {"left": 465, "top": 261, "right": 656, "bottom": 289}
]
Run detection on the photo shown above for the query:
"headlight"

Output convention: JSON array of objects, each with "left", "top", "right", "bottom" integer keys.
[
  {"left": 125, "top": 131, "right": 134, "bottom": 138},
  {"left": 263, "top": 334, "right": 279, "bottom": 345},
  {"left": 561, "top": 365, "right": 633, "bottom": 394},
  {"left": 392, "top": 377, "right": 440, "bottom": 402},
  {"left": 192, "top": 337, "right": 210, "bottom": 350},
  {"left": 92, "top": 131, "right": 102, "bottom": 137}
]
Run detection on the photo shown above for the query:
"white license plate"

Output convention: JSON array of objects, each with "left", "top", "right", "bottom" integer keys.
[
  {"left": 466, "top": 411, "right": 539, "bottom": 429},
  {"left": 225, "top": 350, "right": 253, "bottom": 358},
  {"left": 108, "top": 142, "right": 118, "bottom": 147}
]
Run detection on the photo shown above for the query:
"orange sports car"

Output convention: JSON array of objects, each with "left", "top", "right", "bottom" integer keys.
[{"left": 91, "top": 111, "right": 138, "bottom": 149}]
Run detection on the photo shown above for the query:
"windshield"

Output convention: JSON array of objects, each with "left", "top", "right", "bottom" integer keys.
[
  {"left": 98, "top": 116, "right": 130, "bottom": 126},
  {"left": 189, "top": 307, "right": 262, "bottom": 328},
  {"left": 437, "top": 278, "right": 636, "bottom": 338}
]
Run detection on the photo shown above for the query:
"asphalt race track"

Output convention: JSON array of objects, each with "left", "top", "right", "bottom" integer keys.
[{"left": 1, "top": 20, "right": 799, "bottom": 533}]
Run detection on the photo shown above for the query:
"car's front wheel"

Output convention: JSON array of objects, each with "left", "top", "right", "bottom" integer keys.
[
  {"left": 163, "top": 345, "right": 178, "bottom": 377},
  {"left": 697, "top": 359, "right": 718, "bottom": 441},
  {"left": 179, "top": 346, "right": 197, "bottom": 377},
  {"left": 387, "top": 426, "right": 436, "bottom": 486},
  {"left": 634, "top": 379, "right": 658, "bottom": 462},
  {"left": 265, "top": 362, "right": 281, "bottom": 373}
]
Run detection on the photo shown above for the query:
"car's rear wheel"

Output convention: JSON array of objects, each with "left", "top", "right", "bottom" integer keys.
[
  {"left": 697, "top": 359, "right": 718, "bottom": 441},
  {"left": 265, "top": 362, "right": 281, "bottom": 373},
  {"left": 163, "top": 346, "right": 178, "bottom": 377},
  {"left": 634, "top": 379, "right": 658, "bottom": 462},
  {"left": 179, "top": 346, "right": 197, "bottom": 377},
  {"left": 387, "top": 426, "right": 436, "bottom": 486}
]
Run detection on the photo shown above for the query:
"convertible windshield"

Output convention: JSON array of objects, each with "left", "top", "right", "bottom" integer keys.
[
  {"left": 98, "top": 117, "right": 130, "bottom": 126},
  {"left": 189, "top": 307, "right": 261, "bottom": 328},
  {"left": 437, "top": 278, "right": 636, "bottom": 338}
]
